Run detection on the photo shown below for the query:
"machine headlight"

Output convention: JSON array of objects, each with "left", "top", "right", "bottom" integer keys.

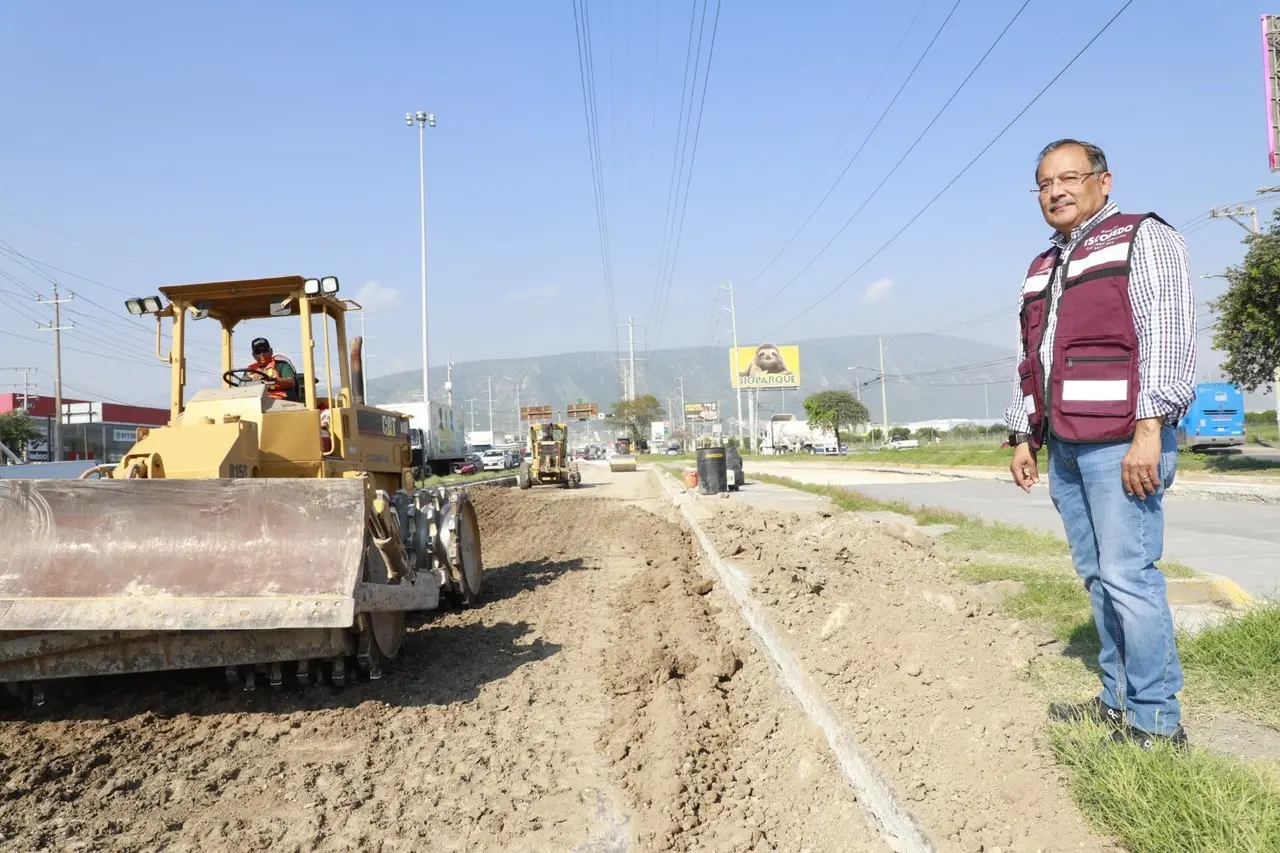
[
  {"left": 303, "top": 278, "right": 321, "bottom": 295},
  {"left": 320, "top": 276, "right": 339, "bottom": 294},
  {"left": 125, "top": 296, "right": 164, "bottom": 315}
]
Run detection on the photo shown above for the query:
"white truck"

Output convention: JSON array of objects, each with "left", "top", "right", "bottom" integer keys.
[{"left": 379, "top": 401, "right": 469, "bottom": 476}]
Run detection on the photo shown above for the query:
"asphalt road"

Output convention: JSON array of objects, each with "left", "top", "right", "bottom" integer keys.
[{"left": 847, "top": 478, "right": 1280, "bottom": 598}]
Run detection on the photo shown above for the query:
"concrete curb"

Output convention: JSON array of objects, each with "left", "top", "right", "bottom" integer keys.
[
  {"left": 786, "top": 462, "right": 1280, "bottom": 506},
  {"left": 1167, "top": 575, "right": 1256, "bottom": 610},
  {"left": 654, "top": 469, "right": 936, "bottom": 853}
]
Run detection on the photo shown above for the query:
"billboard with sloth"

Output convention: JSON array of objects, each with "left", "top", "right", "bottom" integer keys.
[{"left": 729, "top": 343, "right": 801, "bottom": 389}]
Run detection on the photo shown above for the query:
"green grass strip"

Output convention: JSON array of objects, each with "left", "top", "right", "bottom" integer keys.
[
  {"left": 1051, "top": 723, "right": 1280, "bottom": 853},
  {"left": 1180, "top": 603, "right": 1280, "bottom": 728}
]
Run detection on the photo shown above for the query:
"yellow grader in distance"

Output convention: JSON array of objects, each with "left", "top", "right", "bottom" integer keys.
[
  {"left": 516, "top": 422, "right": 581, "bottom": 489},
  {"left": 0, "top": 275, "right": 483, "bottom": 703}
]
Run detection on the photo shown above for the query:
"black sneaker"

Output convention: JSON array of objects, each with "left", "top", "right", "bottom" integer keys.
[
  {"left": 1048, "top": 697, "right": 1125, "bottom": 728},
  {"left": 1110, "top": 725, "right": 1189, "bottom": 752}
]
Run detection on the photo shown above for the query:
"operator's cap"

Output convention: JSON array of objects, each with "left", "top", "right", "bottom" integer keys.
[{"left": 251, "top": 337, "right": 272, "bottom": 354}]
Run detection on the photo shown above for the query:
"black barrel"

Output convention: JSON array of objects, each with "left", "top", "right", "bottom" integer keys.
[{"left": 696, "top": 446, "right": 728, "bottom": 494}]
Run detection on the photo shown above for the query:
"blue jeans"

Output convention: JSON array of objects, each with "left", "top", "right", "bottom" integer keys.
[{"left": 1047, "top": 427, "right": 1184, "bottom": 736}]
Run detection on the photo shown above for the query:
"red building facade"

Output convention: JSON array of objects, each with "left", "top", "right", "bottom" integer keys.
[{"left": 0, "top": 394, "right": 169, "bottom": 462}]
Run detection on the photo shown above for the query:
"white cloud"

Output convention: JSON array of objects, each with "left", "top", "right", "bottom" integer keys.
[
  {"left": 860, "top": 277, "right": 893, "bottom": 304},
  {"left": 500, "top": 284, "right": 560, "bottom": 304},
  {"left": 357, "top": 280, "right": 401, "bottom": 310}
]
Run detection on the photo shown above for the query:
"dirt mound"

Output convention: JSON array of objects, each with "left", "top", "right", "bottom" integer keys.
[{"left": 703, "top": 505, "right": 1116, "bottom": 853}]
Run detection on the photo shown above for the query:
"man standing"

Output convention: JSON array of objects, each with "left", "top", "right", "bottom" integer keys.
[
  {"left": 1004, "top": 139, "right": 1196, "bottom": 748},
  {"left": 247, "top": 337, "right": 299, "bottom": 401}
]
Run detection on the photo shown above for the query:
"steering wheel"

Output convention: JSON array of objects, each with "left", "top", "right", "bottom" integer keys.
[{"left": 223, "top": 368, "right": 272, "bottom": 388}]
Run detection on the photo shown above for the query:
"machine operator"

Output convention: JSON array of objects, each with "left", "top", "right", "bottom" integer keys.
[{"left": 247, "top": 337, "right": 298, "bottom": 401}]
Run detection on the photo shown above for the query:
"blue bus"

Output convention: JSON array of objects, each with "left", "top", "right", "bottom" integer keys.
[{"left": 1176, "top": 382, "right": 1245, "bottom": 451}]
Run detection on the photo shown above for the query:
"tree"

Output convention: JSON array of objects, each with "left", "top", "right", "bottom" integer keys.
[
  {"left": 608, "top": 394, "right": 666, "bottom": 445},
  {"left": 802, "top": 390, "right": 870, "bottom": 440},
  {"left": 1211, "top": 209, "right": 1280, "bottom": 392},
  {"left": 866, "top": 427, "right": 884, "bottom": 444},
  {"left": 888, "top": 426, "right": 911, "bottom": 441},
  {"left": 915, "top": 426, "right": 942, "bottom": 442},
  {"left": 0, "top": 412, "right": 39, "bottom": 461}
]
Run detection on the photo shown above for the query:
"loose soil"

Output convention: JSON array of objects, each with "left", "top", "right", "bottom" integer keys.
[
  {"left": 0, "top": 468, "right": 884, "bottom": 853},
  {"left": 700, "top": 500, "right": 1117, "bottom": 853}
]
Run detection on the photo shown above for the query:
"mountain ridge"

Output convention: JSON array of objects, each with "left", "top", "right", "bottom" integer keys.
[{"left": 366, "top": 333, "right": 1017, "bottom": 432}]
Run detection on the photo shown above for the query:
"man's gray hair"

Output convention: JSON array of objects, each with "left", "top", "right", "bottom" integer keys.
[{"left": 1036, "top": 139, "right": 1108, "bottom": 178}]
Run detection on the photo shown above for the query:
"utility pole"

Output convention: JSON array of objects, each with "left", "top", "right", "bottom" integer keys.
[
  {"left": 36, "top": 284, "right": 73, "bottom": 462},
  {"left": 484, "top": 375, "right": 495, "bottom": 434},
  {"left": 466, "top": 398, "right": 477, "bottom": 433},
  {"left": 718, "top": 281, "right": 744, "bottom": 450},
  {"left": 405, "top": 110, "right": 437, "bottom": 404},
  {"left": 674, "top": 374, "right": 685, "bottom": 449},
  {"left": 878, "top": 336, "right": 890, "bottom": 440},
  {"left": 626, "top": 315, "right": 636, "bottom": 401},
  {"left": 1209, "top": 204, "right": 1259, "bottom": 236},
  {"left": 445, "top": 359, "right": 454, "bottom": 408},
  {"left": 4, "top": 368, "right": 37, "bottom": 412}
]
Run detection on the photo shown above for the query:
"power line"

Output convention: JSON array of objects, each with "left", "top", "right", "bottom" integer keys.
[
  {"left": 571, "top": 0, "right": 620, "bottom": 354},
  {"left": 744, "top": 0, "right": 1032, "bottom": 316},
  {"left": 765, "top": 0, "right": 1137, "bottom": 337},
  {"left": 0, "top": 241, "right": 132, "bottom": 296},
  {"left": 649, "top": 0, "right": 710, "bottom": 341},
  {"left": 816, "top": 0, "right": 931, "bottom": 177},
  {"left": 737, "top": 0, "right": 965, "bottom": 296},
  {"left": 652, "top": 0, "right": 722, "bottom": 346}
]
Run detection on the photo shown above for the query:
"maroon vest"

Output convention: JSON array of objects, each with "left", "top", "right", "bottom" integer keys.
[{"left": 1018, "top": 211, "right": 1163, "bottom": 449}]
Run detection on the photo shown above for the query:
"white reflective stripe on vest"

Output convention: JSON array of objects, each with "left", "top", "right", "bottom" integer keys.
[
  {"left": 1065, "top": 242, "right": 1129, "bottom": 279},
  {"left": 1023, "top": 395, "right": 1036, "bottom": 414},
  {"left": 1022, "top": 272, "right": 1051, "bottom": 295},
  {"left": 1061, "top": 379, "right": 1129, "bottom": 402}
]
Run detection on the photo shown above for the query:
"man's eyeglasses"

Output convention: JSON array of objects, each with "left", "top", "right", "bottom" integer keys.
[{"left": 1032, "top": 171, "right": 1099, "bottom": 195}]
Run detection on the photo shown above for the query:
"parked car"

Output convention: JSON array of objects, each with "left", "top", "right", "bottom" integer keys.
[
  {"left": 452, "top": 460, "right": 478, "bottom": 475},
  {"left": 880, "top": 439, "right": 919, "bottom": 451},
  {"left": 480, "top": 449, "right": 508, "bottom": 471}
]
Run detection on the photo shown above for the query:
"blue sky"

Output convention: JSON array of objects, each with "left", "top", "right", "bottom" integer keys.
[{"left": 1, "top": 1, "right": 1276, "bottom": 408}]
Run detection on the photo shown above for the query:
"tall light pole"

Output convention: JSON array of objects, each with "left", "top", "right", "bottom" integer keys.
[
  {"left": 878, "top": 336, "right": 892, "bottom": 440},
  {"left": 846, "top": 367, "right": 862, "bottom": 401},
  {"left": 405, "top": 110, "right": 436, "bottom": 405},
  {"left": 718, "top": 281, "right": 744, "bottom": 449}
]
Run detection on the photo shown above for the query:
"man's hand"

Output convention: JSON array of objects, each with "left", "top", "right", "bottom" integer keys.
[
  {"left": 1122, "top": 418, "right": 1163, "bottom": 498},
  {"left": 1011, "top": 442, "right": 1039, "bottom": 493}
]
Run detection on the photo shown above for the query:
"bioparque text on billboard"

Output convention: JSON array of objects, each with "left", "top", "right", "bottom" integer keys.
[{"left": 729, "top": 344, "right": 801, "bottom": 389}]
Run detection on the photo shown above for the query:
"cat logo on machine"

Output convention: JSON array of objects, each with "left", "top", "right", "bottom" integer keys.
[{"left": 382, "top": 415, "right": 398, "bottom": 437}]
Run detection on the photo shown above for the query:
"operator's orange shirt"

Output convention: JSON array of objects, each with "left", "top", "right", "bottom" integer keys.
[{"left": 245, "top": 355, "right": 296, "bottom": 400}]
